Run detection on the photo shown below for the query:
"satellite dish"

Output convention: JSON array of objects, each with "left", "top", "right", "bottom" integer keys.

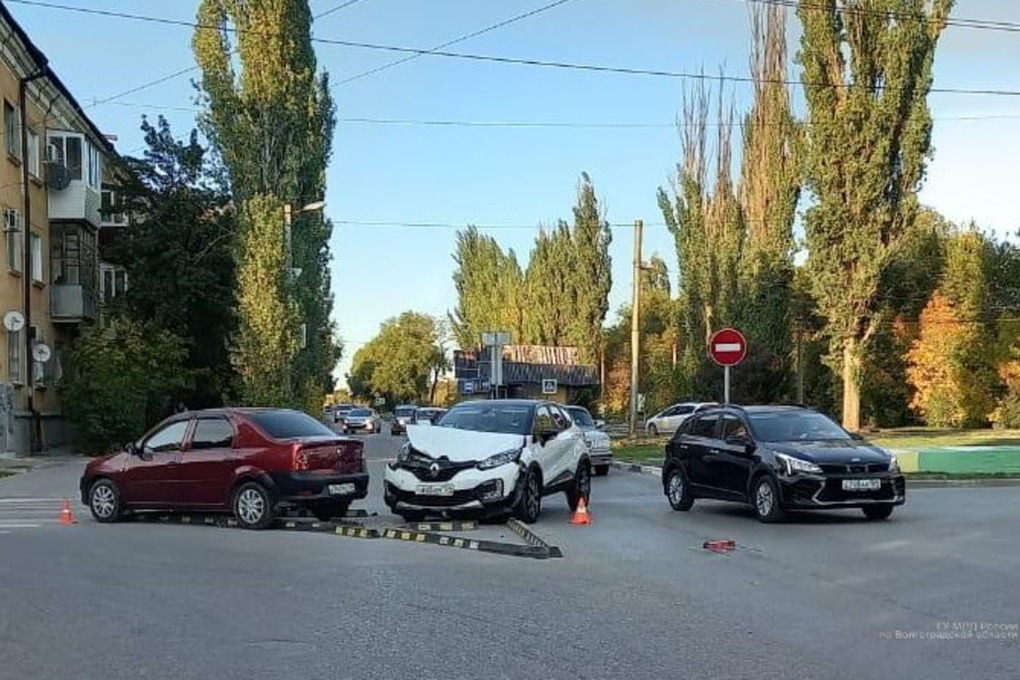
[
  {"left": 32, "top": 343, "right": 52, "bottom": 363},
  {"left": 45, "top": 164, "right": 71, "bottom": 191},
  {"left": 3, "top": 311, "right": 25, "bottom": 333}
]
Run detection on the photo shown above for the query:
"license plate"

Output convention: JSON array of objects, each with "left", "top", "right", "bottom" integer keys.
[
  {"left": 842, "top": 479, "right": 881, "bottom": 491},
  {"left": 328, "top": 483, "right": 356, "bottom": 495},
  {"left": 415, "top": 483, "right": 455, "bottom": 497}
]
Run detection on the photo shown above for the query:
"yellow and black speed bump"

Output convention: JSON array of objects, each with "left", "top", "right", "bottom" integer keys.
[
  {"left": 398, "top": 520, "right": 478, "bottom": 532},
  {"left": 380, "top": 527, "right": 555, "bottom": 559},
  {"left": 506, "top": 518, "right": 564, "bottom": 559},
  {"left": 130, "top": 512, "right": 378, "bottom": 538}
]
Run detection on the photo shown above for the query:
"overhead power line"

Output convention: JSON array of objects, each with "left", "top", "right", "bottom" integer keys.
[
  {"left": 100, "top": 100, "right": 1020, "bottom": 128},
  {"left": 738, "top": 0, "right": 1020, "bottom": 34},
  {"left": 336, "top": 0, "right": 576, "bottom": 86},
  {"left": 10, "top": 0, "right": 1020, "bottom": 98},
  {"left": 79, "top": 0, "right": 369, "bottom": 108}
]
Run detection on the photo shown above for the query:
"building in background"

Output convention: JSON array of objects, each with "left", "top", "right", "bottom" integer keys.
[
  {"left": 453, "top": 344, "right": 599, "bottom": 404},
  {"left": 0, "top": 4, "right": 117, "bottom": 454}
]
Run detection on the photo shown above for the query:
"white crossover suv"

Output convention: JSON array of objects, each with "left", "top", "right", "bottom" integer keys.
[{"left": 383, "top": 399, "right": 592, "bottom": 523}]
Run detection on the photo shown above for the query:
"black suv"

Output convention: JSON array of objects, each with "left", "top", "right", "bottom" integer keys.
[{"left": 661, "top": 404, "right": 905, "bottom": 522}]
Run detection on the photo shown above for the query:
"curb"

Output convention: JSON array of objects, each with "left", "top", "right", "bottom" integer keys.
[{"left": 610, "top": 460, "right": 1020, "bottom": 487}]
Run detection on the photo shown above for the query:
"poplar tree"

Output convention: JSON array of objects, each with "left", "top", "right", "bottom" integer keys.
[
  {"left": 796, "top": 0, "right": 953, "bottom": 429},
  {"left": 449, "top": 226, "right": 524, "bottom": 349},
  {"left": 193, "top": 0, "right": 338, "bottom": 409}
]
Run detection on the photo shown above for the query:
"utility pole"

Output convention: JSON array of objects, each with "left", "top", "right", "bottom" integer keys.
[{"left": 629, "top": 220, "right": 643, "bottom": 436}]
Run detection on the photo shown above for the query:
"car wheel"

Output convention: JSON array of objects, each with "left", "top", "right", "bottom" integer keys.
[
  {"left": 861, "top": 504, "right": 894, "bottom": 521},
  {"left": 566, "top": 461, "right": 592, "bottom": 512},
  {"left": 594, "top": 464, "right": 610, "bottom": 477},
  {"left": 648, "top": 424, "right": 658, "bottom": 437},
  {"left": 233, "top": 481, "right": 276, "bottom": 530},
  {"left": 751, "top": 474, "right": 785, "bottom": 523},
  {"left": 312, "top": 501, "right": 350, "bottom": 522},
  {"left": 513, "top": 468, "right": 542, "bottom": 524},
  {"left": 665, "top": 466, "right": 694, "bottom": 511},
  {"left": 88, "top": 478, "right": 123, "bottom": 523}
]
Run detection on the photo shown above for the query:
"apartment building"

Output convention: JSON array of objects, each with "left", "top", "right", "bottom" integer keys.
[{"left": 0, "top": 4, "right": 117, "bottom": 454}]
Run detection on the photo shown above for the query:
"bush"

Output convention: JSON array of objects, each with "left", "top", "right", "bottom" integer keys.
[{"left": 60, "top": 319, "right": 191, "bottom": 455}]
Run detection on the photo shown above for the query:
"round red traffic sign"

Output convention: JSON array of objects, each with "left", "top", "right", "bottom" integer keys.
[{"left": 709, "top": 327, "right": 747, "bottom": 366}]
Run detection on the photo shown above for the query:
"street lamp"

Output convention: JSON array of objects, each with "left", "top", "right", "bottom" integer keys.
[{"left": 283, "top": 201, "right": 326, "bottom": 280}]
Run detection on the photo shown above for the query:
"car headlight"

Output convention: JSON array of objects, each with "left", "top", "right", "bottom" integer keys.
[
  {"left": 397, "top": 442, "right": 410, "bottom": 463},
  {"left": 776, "top": 452, "right": 822, "bottom": 475},
  {"left": 887, "top": 454, "right": 900, "bottom": 474},
  {"left": 477, "top": 448, "right": 523, "bottom": 470}
]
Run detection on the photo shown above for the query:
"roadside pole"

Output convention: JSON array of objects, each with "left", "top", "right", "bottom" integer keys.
[{"left": 629, "top": 220, "right": 643, "bottom": 436}]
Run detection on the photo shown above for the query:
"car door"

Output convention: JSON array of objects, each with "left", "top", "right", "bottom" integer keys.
[
  {"left": 683, "top": 413, "right": 721, "bottom": 491},
  {"left": 120, "top": 420, "right": 192, "bottom": 507},
  {"left": 532, "top": 405, "right": 571, "bottom": 487},
  {"left": 712, "top": 414, "right": 756, "bottom": 499},
  {"left": 177, "top": 416, "right": 238, "bottom": 508},
  {"left": 549, "top": 404, "right": 583, "bottom": 478}
]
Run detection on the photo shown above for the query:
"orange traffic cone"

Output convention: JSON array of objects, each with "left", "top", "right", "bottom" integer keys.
[
  {"left": 569, "top": 496, "right": 593, "bottom": 525},
  {"left": 59, "top": 498, "right": 76, "bottom": 525}
]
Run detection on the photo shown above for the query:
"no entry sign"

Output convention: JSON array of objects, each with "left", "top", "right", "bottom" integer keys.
[{"left": 709, "top": 327, "right": 747, "bottom": 367}]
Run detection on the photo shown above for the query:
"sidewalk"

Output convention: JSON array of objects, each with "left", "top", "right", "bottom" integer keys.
[{"left": 0, "top": 452, "right": 89, "bottom": 500}]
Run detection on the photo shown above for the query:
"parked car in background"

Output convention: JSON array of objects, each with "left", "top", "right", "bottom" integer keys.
[
  {"left": 412, "top": 407, "right": 447, "bottom": 425},
  {"left": 391, "top": 405, "right": 417, "bottom": 436},
  {"left": 564, "top": 405, "right": 612, "bottom": 476},
  {"left": 79, "top": 408, "right": 369, "bottom": 529},
  {"left": 384, "top": 399, "right": 591, "bottom": 523},
  {"left": 661, "top": 404, "right": 905, "bottom": 522},
  {"left": 645, "top": 401, "right": 716, "bottom": 436},
  {"left": 341, "top": 408, "right": 382, "bottom": 435},
  {"left": 332, "top": 403, "right": 355, "bottom": 425}
]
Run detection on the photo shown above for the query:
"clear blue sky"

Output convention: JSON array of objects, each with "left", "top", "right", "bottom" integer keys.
[{"left": 8, "top": 0, "right": 1020, "bottom": 386}]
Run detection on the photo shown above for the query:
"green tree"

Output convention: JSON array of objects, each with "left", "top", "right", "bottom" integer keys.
[
  {"left": 449, "top": 226, "right": 525, "bottom": 348},
  {"left": 193, "top": 0, "right": 339, "bottom": 409},
  {"left": 659, "top": 80, "right": 743, "bottom": 399},
  {"left": 796, "top": 0, "right": 954, "bottom": 430},
  {"left": 523, "top": 224, "right": 574, "bottom": 346},
  {"left": 106, "top": 116, "right": 237, "bottom": 408},
  {"left": 346, "top": 313, "right": 448, "bottom": 404},
  {"left": 564, "top": 173, "right": 612, "bottom": 363},
  {"left": 735, "top": 2, "right": 801, "bottom": 403},
  {"left": 60, "top": 321, "right": 190, "bottom": 455}
]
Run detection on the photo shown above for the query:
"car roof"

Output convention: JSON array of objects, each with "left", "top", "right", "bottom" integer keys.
[
  {"left": 701, "top": 404, "right": 813, "bottom": 415},
  {"left": 450, "top": 399, "right": 546, "bottom": 408}
]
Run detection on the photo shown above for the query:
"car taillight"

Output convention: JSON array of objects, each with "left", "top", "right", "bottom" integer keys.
[{"left": 293, "top": 449, "right": 310, "bottom": 471}]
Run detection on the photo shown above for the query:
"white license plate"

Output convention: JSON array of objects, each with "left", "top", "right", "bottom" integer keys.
[
  {"left": 415, "top": 483, "right": 455, "bottom": 497},
  {"left": 328, "top": 483, "right": 356, "bottom": 495},
  {"left": 842, "top": 479, "right": 881, "bottom": 491}
]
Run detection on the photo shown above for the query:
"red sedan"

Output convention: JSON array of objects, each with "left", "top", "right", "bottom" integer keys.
[{"left": 79, "top": 408, "right": 368, "bottom": 529}]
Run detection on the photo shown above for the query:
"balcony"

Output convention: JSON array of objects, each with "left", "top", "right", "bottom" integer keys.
[
  {"left": 48, "top": 181, "right": 101, "bottom": 227},
  {"left": 46, "top": 132, "right": 104, "bottom": 228},
  {"left": 51, "top": 284, "right": 97, "bottom": 323}
]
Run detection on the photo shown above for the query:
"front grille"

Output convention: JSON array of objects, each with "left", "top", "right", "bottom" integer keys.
[
  {"left": 819, "top": 462, "right": 889, "bottom": 475},
  {"left": 397, "top": 460, "right": 476, "bottom": 482}
]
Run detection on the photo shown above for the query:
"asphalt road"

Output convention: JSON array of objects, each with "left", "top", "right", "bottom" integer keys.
[{"left": 0, "top": 432, "right": 1017, "bottom": 680}]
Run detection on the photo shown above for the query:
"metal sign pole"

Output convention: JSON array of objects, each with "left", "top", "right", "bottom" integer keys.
[{"left": 724, "top": 365, "right": 730, "bottom": 405}]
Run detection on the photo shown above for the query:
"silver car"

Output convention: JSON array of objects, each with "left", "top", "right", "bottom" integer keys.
[
  {"left": 645, "top": 402, "right": 716, "bottom": 437},
  {"left": 342, "top": 408, "right": 382, "bottom": 435},
  {"left": 564, "top": 405, "right": 612, "bottom": 476}
]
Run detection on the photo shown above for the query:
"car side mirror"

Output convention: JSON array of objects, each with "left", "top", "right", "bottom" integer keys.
[
  {"left": 538, "top": 429, "right": 557, "bottom": 445},
  {"left": 125, "top": 442, "right": 139, "bottom": 456},
  {"left": 725, "top": 434, "right": 753, "bottom": 450},
  {"left": 849, "top": 432, "right": 865, "bottom": 441},
  {"left": 594, "top": 420, "right": 605, "bottom": 429}
]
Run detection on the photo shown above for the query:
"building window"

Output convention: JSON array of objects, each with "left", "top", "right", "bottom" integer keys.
[
  {"left": 4, "top": 207, "right": 22, "bottom": 273},
  {"left": 87, "top": 144, "right": 102, "bottom": 190},
  {"left": 7, "top": 327, "right": 22, "bottom": 384},
  {"left": 46, "top": 134, "right": 82, "bottom": 180},
  {"left": 4, "top": 101, "right": 20, "bottom": 159},
  {"left": 26, "top": 128, "right": 39, "bottom": 177},
  {"left": 100, "top": 189, "right": 126, "bottom": 225},
  {"left": 101, "top": 264, "right": 127, "bottom": 302},
  {"left": 50, "top": 222, "right": 96, "bottom": 288},
  {"left": 30, "top": 232, "right": 42, "bottom": 283}
]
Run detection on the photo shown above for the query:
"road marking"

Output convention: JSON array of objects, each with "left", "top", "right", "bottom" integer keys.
[
  {"left": 0, "top": 497, "right": 65, "bottom": 504},
  {"left": 0, "top": 523, "right": 43, "bottom": 529},
  {"left": 714, "top": 342, "right": 742, "bottom": 352}
]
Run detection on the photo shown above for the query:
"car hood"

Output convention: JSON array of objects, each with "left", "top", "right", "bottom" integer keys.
[
  {"left": 768, "top": 440, "right": 890, "bottom": 464},
  {"left": 406, "top": 425, "right": 526, "bottom": 462}
]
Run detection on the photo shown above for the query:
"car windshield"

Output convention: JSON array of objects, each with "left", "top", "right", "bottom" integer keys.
[
  {"left": 349, "top": 409, "right": 372, "bottom": 417},
  {"left": 748, "top": 411, "right": 850, "bottom": 442},
  {"left": 438, "top": 403, "right": 531, "bottom": 435},
  {"left": 395, "top": 407, "right": 415, "bottom": 417},
  {"left": 566, "top": 407, "right": 594, "bottom": 427},
  {"left": 248, "top": 410, "right": 337, "bottom": 439}
]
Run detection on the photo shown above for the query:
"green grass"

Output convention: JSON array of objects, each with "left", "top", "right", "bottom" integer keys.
[
  {"left": 0, "top": 469, "right": 17, "bottom": 479},
  {"left": 866, "top": 428, "right": 1020, "bottom": 450}
]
